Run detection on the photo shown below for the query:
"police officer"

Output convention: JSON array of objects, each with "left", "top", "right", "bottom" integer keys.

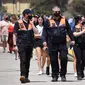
[
  {"left": 42, "top": 6, "right": 75, "bottom": 82},
  {"left": 14, "top": 9, "right": 38, "bottom": 83},
  {"left": 73, "top": 16, "right": 85, "bottom": 80}
]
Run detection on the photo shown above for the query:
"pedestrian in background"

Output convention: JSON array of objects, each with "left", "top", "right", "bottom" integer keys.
[{"left": 0, "top": 14, "right": 9, "bottom": 53}]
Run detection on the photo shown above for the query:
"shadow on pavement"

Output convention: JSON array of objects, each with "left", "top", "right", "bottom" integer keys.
[{"left": 30, "top": 81, "right": 47, "bottom": 83}]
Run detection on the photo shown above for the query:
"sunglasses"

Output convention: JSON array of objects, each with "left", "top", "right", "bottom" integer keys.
[{"left": 54, "top": 11, "right": 60, "bottom": 13}]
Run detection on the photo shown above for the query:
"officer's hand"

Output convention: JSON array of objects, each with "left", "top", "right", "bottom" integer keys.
[
  {"left": 30, "top": 20, "right": 34, "bottom": 25},
  {"left": 71, "top": 41, "right": 75, "bottom": 45},
  {"left": 43, "top": 42, "right": 47, "bottom": 47}
]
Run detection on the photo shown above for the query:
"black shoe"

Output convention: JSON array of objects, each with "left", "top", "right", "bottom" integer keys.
[
  {"left": 20, "top": 76, "right": 30, "bottom": 83},
  {"left": 20, "top": 76, "right": 25, "bottom": 83},
  {"left": 46, "top": 67, "right": 50, "bottom": 75},
  {"left": 51, "top": 77, "right": 58, "bottom": 82},
  {"left": 81, "top": 72, "right": 84, "bottom": 78},
  {"left": 8, "top": 51, "right": 12, "bottom": 54},
  {"left": 25, "top": 78, "right": 30, "bottom": 83},
  {"left": 61, "top": 76, "right": 66, "bottom": 82},
  {"left": 77, "top": 76, "right": 82, "bottom": 80}
]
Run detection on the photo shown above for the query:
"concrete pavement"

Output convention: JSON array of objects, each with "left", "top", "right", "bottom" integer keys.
[{"left": 0, "top": 47, "right": 85, "bottom": 85}]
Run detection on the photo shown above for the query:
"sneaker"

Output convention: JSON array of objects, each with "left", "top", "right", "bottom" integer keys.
[
  {"left": 38, "top": 71, "right": 42, "bottom": 75},
  {"left": 42, "top": 68, "right": 44, "bottom": 74},
  {"left": 3, "top": 50, "right": 6, "bottom": 53},
  {"left": 74, "top": 72, "right": 77, "bottom": 77},
  {"left": 15, "top": 57, "right": 17, "bottom": 60},
  {"left": 35, "top": 57, "right": 37, "bottom": 60},
  {"left": 61, "top": 76, "right": 66, "bottom": 82}
]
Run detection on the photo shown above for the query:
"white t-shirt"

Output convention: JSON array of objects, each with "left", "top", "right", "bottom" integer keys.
[{"left": 36, "top": 25, "right": 44, "bottom": 36}]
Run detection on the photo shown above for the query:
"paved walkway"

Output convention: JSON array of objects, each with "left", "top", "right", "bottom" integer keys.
[{"left": 0, "top": 47, "right": 85, "bottom": 85}]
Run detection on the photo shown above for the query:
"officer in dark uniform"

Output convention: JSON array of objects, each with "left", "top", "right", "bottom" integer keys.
[
  {"left": 14, "top": 9, "right": 38, "bottom": 83},
  {"left": 73, "top": 16, "right": 85, "bottom": 80},
  {"left": 42, "top": 6, "right": 75, "bottom": 82}
]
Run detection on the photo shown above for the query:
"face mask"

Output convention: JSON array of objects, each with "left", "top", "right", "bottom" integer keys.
[
  {"left": 54, "top": 11, "right": 60, "bottom": 17},
  {"left": 28, "top": 16, "right": 32, "bottom": 20},
  {"left": 5, "top": 17, "right": 9, "bottom": 20}
]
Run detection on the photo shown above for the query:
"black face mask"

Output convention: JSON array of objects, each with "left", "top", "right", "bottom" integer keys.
[
  {"left": 28, "top": 16, "right": 32, "bottom": 20},
  {"left": 54, "top": 11, "right": 60, "bottom": 17},
  {"left": 5, "top": 17, "right": 9, "bottom": 20}
]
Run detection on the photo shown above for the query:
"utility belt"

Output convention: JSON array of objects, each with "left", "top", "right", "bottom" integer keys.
[
  {"left": 47, "top": 29, "right": 66, "bottom": 43},
  {"left": 17, "top": 35, "right": 34, "bottom": 47},
  {"left": 48, "top": 35, "right": 66, "bottom": 43}
]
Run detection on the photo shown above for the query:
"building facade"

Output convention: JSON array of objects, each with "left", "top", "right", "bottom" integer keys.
[{"left": 1, "top": 0, "right": 30, "bottom": 14}]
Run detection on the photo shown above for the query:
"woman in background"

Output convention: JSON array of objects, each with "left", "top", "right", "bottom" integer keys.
[
  {"left": 34, "top": 16, "right": 46, "bottom": 75},
  {"left": 8, "top": 14, "right": 18, "bottom": 60}
]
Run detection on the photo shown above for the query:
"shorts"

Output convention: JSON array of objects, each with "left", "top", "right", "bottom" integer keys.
[
  {"left": 1, "top": 35, "right": 8, "bottom": 42},
  {"left": 34, "top": 39, "right": 43, "bottom": 48}
]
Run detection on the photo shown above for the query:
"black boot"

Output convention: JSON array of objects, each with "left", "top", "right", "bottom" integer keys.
[
  {"left": 77, "top": 75, "right": 82, "bottom": 80},
  {"left": 61, "top": 76, "right": 66, "bottom": 82},
  {"left": 51, "top": 76, "right": 58, "bottom": 82},
  {"left": 46, "top": 66, "right": 50, "bottom": 75},
  {"left": 25, "top": 78, "right": 30, "bottom": 83},
  {"left": 81, "top": 71, "right": 84, "bottom": 78},
  {"left": 20, "top": 76, "right": 30, "bottom": 83},
  {"left": 20, "top": 76, "right": 26, "bottom": 83}
]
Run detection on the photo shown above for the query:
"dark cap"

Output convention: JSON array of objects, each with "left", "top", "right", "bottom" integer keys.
[{"left": 22, "top": 9, "right": 32, "bottom": 16}]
